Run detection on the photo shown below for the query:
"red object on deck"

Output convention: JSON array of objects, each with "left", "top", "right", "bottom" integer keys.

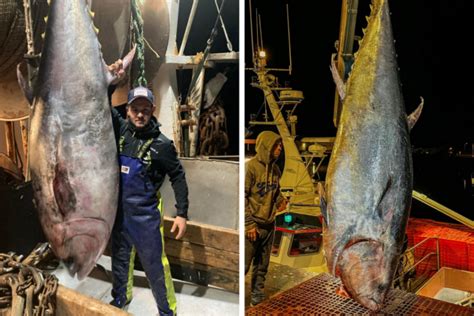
[{"left": 406, "top": 218, "right": 474, "bottom": 275}]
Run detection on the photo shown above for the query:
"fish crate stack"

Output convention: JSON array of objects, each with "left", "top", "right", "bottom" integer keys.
[{"left": 406, "top": 218, "right": 474, "bottom": 278}]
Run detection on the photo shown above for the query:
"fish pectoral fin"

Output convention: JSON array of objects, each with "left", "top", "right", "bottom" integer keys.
[
  {"left": 330, "top": 53, "right": 346, "bottom": 100},
  {"left": 407, "top": 96, "right": 424, "bottom": 131},
  {"left": 16, "top": 63, "right": 34, "bottom": 106},
  {"left": 376, "top": 177, "right": 395, "bottom": 223},
  {"left": 317, "top": 181, "right": 329, "bottom": 225}
]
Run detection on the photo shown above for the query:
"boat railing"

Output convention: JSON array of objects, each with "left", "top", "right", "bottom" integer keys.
[{"left": 393, "top": 236, "right": 440, "bottom": 292}]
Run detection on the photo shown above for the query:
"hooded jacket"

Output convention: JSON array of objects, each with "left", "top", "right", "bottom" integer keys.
[{"left": 245, "top": 131, "right": 284, "bottom": 232}]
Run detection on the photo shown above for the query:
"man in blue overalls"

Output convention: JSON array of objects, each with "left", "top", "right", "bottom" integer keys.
[{"left": 110, "top": 86, "right": 188, "bottom": 316}]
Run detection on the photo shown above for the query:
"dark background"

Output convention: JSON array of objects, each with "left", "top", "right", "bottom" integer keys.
[
  {"left": 177, "top": 0, "right": 239, "bottom": 155},
  {"left": 245, "top": 1, "right": 473, "bottom": 220}
]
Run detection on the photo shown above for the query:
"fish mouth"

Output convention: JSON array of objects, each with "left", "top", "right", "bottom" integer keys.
[
  {"left": 52, "top": 218, "right": 110, "bottom": 280},
  {"left": 337, "top": 238, "right": 388, "bottom": 311},
  {"left": 357, "top": 295, "right": 383, "bottom": 312},
  {"left": 63, "top": 234, "right": 103, "bottom": 280}
]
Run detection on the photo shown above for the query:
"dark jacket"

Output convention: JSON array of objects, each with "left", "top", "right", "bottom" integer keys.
[
  {"left": 111, "top": 105, "right": 189, "bottom": 219},
  {"left": 245, "top": 131, "right": 284, "bottom": 232}
]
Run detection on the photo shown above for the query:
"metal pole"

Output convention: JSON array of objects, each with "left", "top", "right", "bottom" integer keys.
[
  {"left": 249, "top": 0, "right": 255, "bottom": 66},
  {"left": 255, "top": 9, "right": 260, "bottom": 52},
  {"left": 19, "top": 120, "right": 29, "bottom": 180},
  {"left": 5, "top": 122, "right": 16, "bottom": 163},
  {"left": 258, "top": 14, "right": 264, "bottom": 50},
  {"left": 22, "top": 0, "right": 36, "bottom": 181},
  {"left": 179, "top": 0, "right": 200, "bottom": 56},
  {"left": 436, "top": 238, "right": 440, "bottom": 271},
  {"left": 286, "top": 4, "right": 292, "bottom": 75},
  {"left": 214, "top": 0, "right": 233, "bottom": 52}
]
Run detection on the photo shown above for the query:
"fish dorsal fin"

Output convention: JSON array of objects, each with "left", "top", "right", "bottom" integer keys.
[
  {"left": 16, "top": 63, "right": 33, "bottom": 106},
  {"left": 407, "top": 96, "right": 424, "bottom": 131},
  {"left": 317, "top": 182, "right": 329, "bottom": 226}
]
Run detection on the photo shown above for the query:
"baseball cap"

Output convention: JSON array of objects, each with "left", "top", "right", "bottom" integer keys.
[{"left": 127, "top": 86, "right": 155, "bottom": 105}]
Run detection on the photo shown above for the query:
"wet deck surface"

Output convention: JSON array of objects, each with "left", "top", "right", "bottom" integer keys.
[
  {"left": 54, "top": 255, "right": 238, "bottom": 316},
  {"left": 245, "top": 262, "right": 318, "bottom": 308},
  {"left": 246, "top": 273, "right": 474, "bottom": 315}
]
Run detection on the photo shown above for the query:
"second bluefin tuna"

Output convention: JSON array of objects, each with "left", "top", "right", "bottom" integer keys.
[{"left": 320, "top": 0, "right": 423, "bottom": 311}]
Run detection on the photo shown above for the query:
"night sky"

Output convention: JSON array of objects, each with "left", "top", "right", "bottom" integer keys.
[{"left": 245, "top": 1, "right": 473, "bottom": 219}]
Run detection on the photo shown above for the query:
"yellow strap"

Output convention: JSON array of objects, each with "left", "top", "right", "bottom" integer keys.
[{"left": 158, "top": 197, "right": 177, "bottom": 314}]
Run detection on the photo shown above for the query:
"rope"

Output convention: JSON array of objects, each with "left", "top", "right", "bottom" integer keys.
[
  {"left": 131, "top": 0, "right": 147, "bottom": 87},
  {"left": 185, "top": 0, "right": 226, "bottom": 103}
]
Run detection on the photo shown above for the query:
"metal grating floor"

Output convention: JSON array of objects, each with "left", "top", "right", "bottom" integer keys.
[{"left": 246, "top": 273, "right": 473, "bottom": 315}]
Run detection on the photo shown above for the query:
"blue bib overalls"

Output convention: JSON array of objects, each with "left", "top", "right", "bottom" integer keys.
[{"left": 111, "top": 139, "right": 176, "bottom": 315}]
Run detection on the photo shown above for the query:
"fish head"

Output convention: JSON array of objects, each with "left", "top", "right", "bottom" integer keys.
[
  {"left": 337, "top": 238, "right": 391, "bottom": 311},
  {"left": 62, "top": 234, "right": 103, "bottom": 279},
  {"left": 47, "top": 217, "right": 111, "bottom": 280}
]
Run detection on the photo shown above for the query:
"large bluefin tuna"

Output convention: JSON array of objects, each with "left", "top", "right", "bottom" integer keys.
[
  {"left": 320, "top": 0, "right": 423, "bottom": 311},
  {"left": 17, "top": 1, "right": 134, "bottom": 279}
]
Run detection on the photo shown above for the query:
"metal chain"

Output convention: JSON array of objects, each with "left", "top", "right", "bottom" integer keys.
[
  {"left": 199, "top": 103, "right": 229, "bottom": 155},
  {"left": 0, "top": 243, "right": 58, "bottom": 315},
  {"left": 35, "top": 275, "right": 58, "bottom": 316}
]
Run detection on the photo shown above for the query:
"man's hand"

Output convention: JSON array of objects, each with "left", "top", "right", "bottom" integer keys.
[
  {"left": 108, "top": 59, "right": 125, "bottom": 85},
  {"left": 171, "top": 216, "right": 187, "bottom": 240},
  {"left": 246, "top": 227, "right": 258, "bottom": 242}
]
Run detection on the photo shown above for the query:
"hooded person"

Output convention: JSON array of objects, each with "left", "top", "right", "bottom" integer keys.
[{"left": 245, "top": 130, "right": 287, "bottom": 306}]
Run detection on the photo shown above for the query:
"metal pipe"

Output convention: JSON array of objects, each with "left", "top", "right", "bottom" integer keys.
[
  {"left": 392, "top": 251, "right": 437, "bottom": 284},
  {"left": 412, "top": 190, "right": 474, "bottom": 229},
  {"left": 404, "top": 236, "right": 437, "bottom": 253},
  {"left": 286, "top": 4, "right": 292, "bottom": 75},
  {"left": 22, "top": 0, "right": 35, "bottom": 56},
  {"left": 5, "top": 122, "right": 16, "bottom": 163},
  {"left": 214, "top": 0, "right": 233, "bottom": 52},
  {"left": 179, "top": 0, "right": 200, "bottom": 56},
  {"left": 343, "top": 0, "right": 359, "bottom": 56},
  {"left": 249, "top": 0, "right": 255, "bottom": 66},
  {"left": 20, "top": 119, "right": 29, "bottom": 181},
  {"left": 436, "top": 238, "right": 440, "bottom": 271},
  {"left": 255, "top": 9, "right": 260, "bottom": 52}
]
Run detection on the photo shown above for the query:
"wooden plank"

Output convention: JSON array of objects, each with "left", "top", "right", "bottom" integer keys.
[
  {"left": 56, "top": 285, "right": 130, "bottom": 316},
  {"left": 164, "top": 238, "right": 238, "bottom": 272},
  {"left": 163, "top": 216, "right": 238, "bottom": 253},
  {"left": 168, "top": 257, "right": 238, "bottom": 293}
]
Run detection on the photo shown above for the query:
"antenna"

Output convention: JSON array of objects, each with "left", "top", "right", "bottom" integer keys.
[
  {"left": 255, "top": 9, "right": 260, "bottom": 52},
  {"left": 249, "top": 0, "right": 255, "bottom": 66},
  {"left": 286, "top": 4, "right": 293, "bottom": 75},
  {"left": 258, "top": 14, "right": 264, "bottom": 50}
]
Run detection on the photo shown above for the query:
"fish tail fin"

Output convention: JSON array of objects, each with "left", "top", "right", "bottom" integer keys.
[{"left": 105, "top": 45, "right": 137, "bottom": 85}]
